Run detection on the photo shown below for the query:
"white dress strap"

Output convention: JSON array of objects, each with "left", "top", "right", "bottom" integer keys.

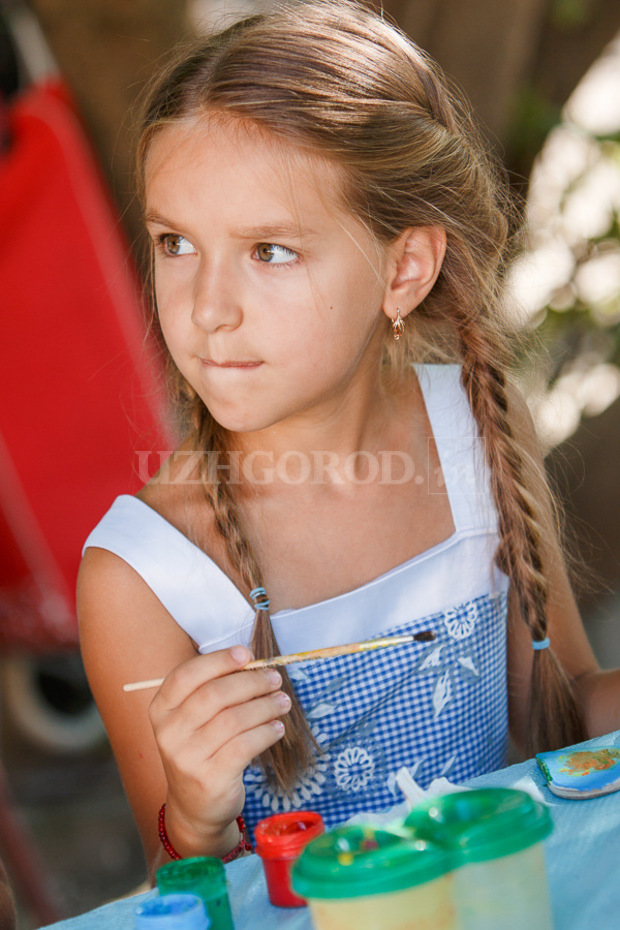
[
  {"left": 415, "top": 364, "right": 498, "bottom": 533},
  {"left": 82, "top": 495, "right": 255, "bottom": 650}
]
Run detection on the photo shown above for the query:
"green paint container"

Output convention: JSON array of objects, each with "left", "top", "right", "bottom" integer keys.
[
  {"left": 156, "top": 857, "right": 234, "bottom": 930},
  {"left": 404, "top": 788, "right": 554, "bottom": 930},
  {"left": 292, "top": 824, "right": 458, "bottom": 929}
]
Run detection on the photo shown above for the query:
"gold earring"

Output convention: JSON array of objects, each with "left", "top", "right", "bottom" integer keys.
[{"left": 392, "top": 308, "right": 405, "bottom": 341}]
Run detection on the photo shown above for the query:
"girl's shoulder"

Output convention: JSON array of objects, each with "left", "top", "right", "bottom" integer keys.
[
  {"left": 78, "top": 461, "right": 243, "bottom": 653},
  {"left": 80, "top": 434, "right": 237, "bottom": 617},
  {"left": 80, "top": 425, "right": 217, "bottom": 552}
]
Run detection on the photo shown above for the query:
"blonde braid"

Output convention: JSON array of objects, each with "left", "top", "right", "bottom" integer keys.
[
  {"left": 455, "top": 315, "right": 585, "bottom": 753},
  {"left": 195, "top": 412, "right": 316, "bottom": 792}
]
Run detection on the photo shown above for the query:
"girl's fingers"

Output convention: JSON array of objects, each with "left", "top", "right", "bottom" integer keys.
[
  {"left": 157, "top": 645, "right": 254, "bottom": 701},
  {"left": 150, "top": 645, "right": 294, "bottom": 804},
  {"left": 195, "top": 690, "right": 292, "bottom": 758},
  {"left": 213, "top": 719, "right": 287, "bottom": 776},
  {"left": 157, "top": 689, "right": 291, "bottom": 766},
  {"left": 190, "top": 667, "right": 282, "bottom": 720},
  {"left": 154, "top": 665, "right": 284, "bottom": 734},
  {"left": 150, "top": 646, "right": 279, "bottom": 715}
]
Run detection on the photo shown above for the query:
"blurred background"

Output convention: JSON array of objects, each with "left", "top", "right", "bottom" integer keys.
[{"left": 1, "top": 0, "right": 620, "bottom": 926}]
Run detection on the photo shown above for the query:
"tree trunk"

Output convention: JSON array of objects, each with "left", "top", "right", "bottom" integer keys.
[
  {"left": 383, "top": 0, "right": 547, "bottom": 146},
  {"left": 546, "top": 397, "right": 620, "bottom": 612},
  {"left": 381, "top": 0, "right": 620, "bottom": 180}
]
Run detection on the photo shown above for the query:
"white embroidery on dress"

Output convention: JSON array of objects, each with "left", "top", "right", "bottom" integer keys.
[
  {"left": 333, "top": 745, "right": 376, "bottom": 792},
  {"left": 433, "top": 670, "right": 453, "bottom": 718},
  {"left": 288, "top": 663, "right": 311, "bottom": 682},
  {"left": 440, "top": 754, "right": 456, "bottom": 776},
  {"left": 244, "top": 725, "right": 330, "bottom": 812},
  {"left": 443, "top": 602, "right": 477, "bottom": 640},
  {"left": 417, "top": 645, "right": 444, "bottom": 670},
  {"left": 307, "top": 701, "right": 338, "bottom": 720},
  {"left": 457, "top": 655, "right": 479, "bottom": 676}
]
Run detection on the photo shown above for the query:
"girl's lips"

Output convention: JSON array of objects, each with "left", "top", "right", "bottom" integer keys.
[{"left": 201, "top": 359, "right": 262, "bottom": 368}]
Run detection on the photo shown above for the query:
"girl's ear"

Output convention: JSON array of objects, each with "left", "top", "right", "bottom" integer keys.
[{"left": 382, "top": 226, "right": 447, "bottom": 323}]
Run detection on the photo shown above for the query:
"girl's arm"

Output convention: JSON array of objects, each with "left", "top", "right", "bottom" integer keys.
[
  {"left": 508, "top": 551, "right": 620, "bottom": 749},
  {"left": 77, "top": 547, "right": 289, "bottom": 876},
  {"left": 506, "top": 387, "right": 620, "bottom": 753}
]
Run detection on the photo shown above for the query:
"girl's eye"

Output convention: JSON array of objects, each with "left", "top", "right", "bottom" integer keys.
[
  {"left": 158, "top": 234, "right": 196, "bottom": 256},
  {"left": 254, "top": 243, "right": 298, "bottom": 265}
]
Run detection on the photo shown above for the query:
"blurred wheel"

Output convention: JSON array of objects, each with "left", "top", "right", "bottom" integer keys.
[{"left": 0, "top": 653, "right": 106, "bottom": 754}]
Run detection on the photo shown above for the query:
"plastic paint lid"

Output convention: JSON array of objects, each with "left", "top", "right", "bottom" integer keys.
[
  {"left": 254, "top": 811, "right": 325, "bottom": 859},
  {"left": 291, "top": 824, "right": 456, "bottom": 899},
  {"left": 134, "top": 894, "right": 210, "bottom": 930},
  {"left": 157, "top": 857, "right": 227, "bottom": 897},
  {"left": 404, "top": 788, "right": 553, "bottom": 863}
]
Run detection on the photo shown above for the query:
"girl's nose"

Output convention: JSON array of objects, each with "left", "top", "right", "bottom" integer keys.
[{"left": 191, "top": 260, "right": 243, "bottom": 332}]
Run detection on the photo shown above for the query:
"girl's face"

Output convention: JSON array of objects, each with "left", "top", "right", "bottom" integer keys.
[{"left": 144, "top": 117, "right": 391, "bottom": 436}]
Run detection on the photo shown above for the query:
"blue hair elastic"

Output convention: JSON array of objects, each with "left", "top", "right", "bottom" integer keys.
[
  {"left": 532, "top": 637, "right": 550, "bottom": 651},
  {"left": 250, "top": 587, "right": 270, "bottom": 612}
]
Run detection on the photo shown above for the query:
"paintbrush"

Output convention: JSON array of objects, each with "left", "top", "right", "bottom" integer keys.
[{"left": 123, "top": 630, "right": 435, "bottom": 692}]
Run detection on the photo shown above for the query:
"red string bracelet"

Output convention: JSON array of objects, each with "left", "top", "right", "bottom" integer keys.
[{"left": 158, "top": 803, "right": 252, "bottom": 863}]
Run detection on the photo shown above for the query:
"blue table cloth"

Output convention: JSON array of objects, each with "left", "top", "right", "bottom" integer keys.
[{"left": 41, "top": 731, "right": 620, "bottom": 930}]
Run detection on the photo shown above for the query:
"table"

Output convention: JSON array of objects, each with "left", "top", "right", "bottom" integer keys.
[{"left": 41, "top": 730, "right": 620, "bottom": 930}]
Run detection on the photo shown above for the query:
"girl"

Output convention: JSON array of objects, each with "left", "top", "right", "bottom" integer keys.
[{"left": 77, "top": 0, "right": 618, "bottom": 876}]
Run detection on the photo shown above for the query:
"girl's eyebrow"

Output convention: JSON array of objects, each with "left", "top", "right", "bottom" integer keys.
[
  {"left": 233, "top": 222, "right": 318, "bottom": 241},
  {"left": 143, "top": 210, "right": 317, "bottom": 242},
  {"left": 144, "top": 210, "right": 176, "bottom": 227}
]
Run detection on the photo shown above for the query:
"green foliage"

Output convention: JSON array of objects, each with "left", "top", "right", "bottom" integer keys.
[
  {"left": 526, "top": 133, "right": 620, "bottom": 391},
  {"left": 550, "top": 0, "right": 591, "bottom": 29},
  {"left": 509, "top": 86, "right": 562, "bottom": 171}
]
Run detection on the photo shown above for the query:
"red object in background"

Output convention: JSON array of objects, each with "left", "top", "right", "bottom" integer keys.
[
  {"left": 254, "top": 811, "right": 325, "bottom": 907},
  {"left": 0, "top": 80, "right": 172, "bottom": 651}
]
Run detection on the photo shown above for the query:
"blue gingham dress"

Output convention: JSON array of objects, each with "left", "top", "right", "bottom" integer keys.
[{"left": 84, "top": 364, "right": 510, "bottom": 840}]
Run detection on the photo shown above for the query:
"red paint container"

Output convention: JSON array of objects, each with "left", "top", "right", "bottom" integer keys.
[{"left": 254, "top": 811, "right": 325, "bottom": 907}]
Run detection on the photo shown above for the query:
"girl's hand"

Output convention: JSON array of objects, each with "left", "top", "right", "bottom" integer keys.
[{"left": 148, "top": 644, "right": 290, "bottom": 858}]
